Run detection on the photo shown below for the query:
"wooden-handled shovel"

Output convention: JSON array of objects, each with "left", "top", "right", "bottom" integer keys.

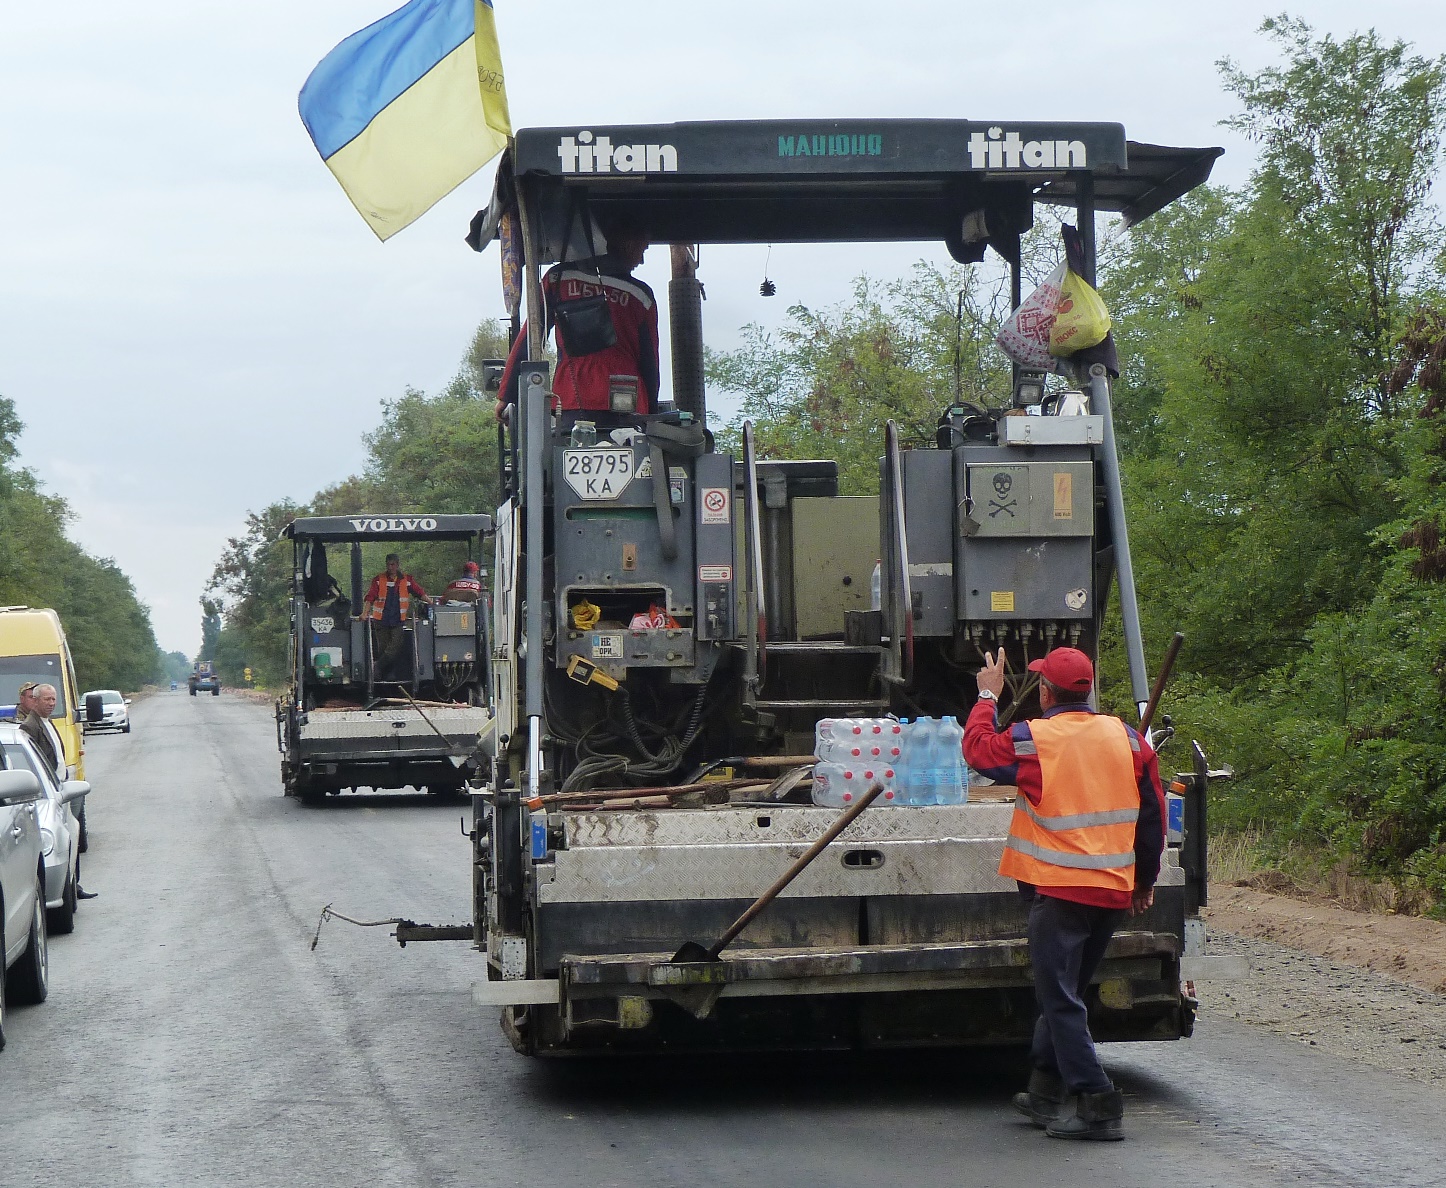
[{"left": 671, "top": 782, "right": 887, "bottom": 965}]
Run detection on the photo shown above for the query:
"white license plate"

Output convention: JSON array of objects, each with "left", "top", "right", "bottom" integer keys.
[{"left": 563, "top": 448, "right": 635, "bottom": 500}]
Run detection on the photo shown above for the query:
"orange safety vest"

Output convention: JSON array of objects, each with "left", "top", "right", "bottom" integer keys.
[
  {"left": 368, "top": 576, "right": 414, "bottom": 622},
  {"left": 998, "top": 712, "right": 1140, "bottom": 894}
]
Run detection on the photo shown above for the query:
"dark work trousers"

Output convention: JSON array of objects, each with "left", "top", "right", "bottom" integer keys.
[
  {"left": 1027, "top": 893, "right": 1125, "bottom": 1094},
  {"left": 372, "top": 625, "right": 407, "bottom": 680}
]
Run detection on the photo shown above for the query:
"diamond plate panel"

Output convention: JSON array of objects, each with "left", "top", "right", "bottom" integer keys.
[
  {"left": 563, "top": 804, "right": 1015, "bottom": 848},
  {"left": 298, "top": 706, "right": 491, "bottom": 741},
  {"left": 541, "top": 837, "right": 1014, "bottom": 903},
  {"left": 545, "top": 805, "right": 1187, "bottom": 903}
]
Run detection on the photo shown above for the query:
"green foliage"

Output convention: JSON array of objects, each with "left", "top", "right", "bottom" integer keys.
[
  {"left": 1101, "top": 18, "right": 1446, "bottom": 898},
  {"left": 0, "top": 396, "right": 162, "bottom": 691},
  {"left": 158, "top": 651, "right": 190, "bottom": 684},
  {"left": 706, "top": 263, "right": 1012, "bottom": 494}
]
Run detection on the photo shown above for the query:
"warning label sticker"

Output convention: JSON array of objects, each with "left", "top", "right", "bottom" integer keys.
[
  {"left": 591, "top": 633, "right": 623, "bottom": 659},
  {"left": 700, "top": 486, "right": 731, "bottom": 524},
  {"left": 699, "top": 564, "right": 733, "bottom": 583},
  {"left": 1053, "top": 472, "right": 1073, "bottom": 520},
  {"left": 990, "top": 591, "right": 1016, "bottom": 613}
]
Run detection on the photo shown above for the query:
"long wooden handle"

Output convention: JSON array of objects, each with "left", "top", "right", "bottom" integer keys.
[
  {"left": 710, "top": 783, "right": 886, "bottom": 958},
  {"left": 1139, "top": 631, "right": 1185, "bottom": 735}
]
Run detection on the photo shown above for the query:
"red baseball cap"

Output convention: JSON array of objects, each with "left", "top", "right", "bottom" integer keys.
[
  {"left": 1028, "top": 647, "right": 1093, "bottom": 691},
  {"left": 463, "top": 561, "right": 480, "bottom": 574}
]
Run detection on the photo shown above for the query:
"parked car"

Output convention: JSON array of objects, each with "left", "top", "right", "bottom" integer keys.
[
  {"left": 0, "top": 725, "right": 88, "bottom": 935},
  {"left": 0, "top": 764, "right": 48, "bottom": 1051},
  {"left": 82, "top": 689, "right": 130, "bottom": 734}
]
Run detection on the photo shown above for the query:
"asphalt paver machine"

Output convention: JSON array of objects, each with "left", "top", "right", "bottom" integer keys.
[
  {"left": 275, "top": 515, "right": 493, "bottom": 800},
  {"left": 469, "top": 119, "right": 1222, "bottom": 1054}
]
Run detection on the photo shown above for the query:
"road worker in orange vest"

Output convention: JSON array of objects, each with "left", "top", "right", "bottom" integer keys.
[
  {"left": 964, "top": 646, "right": 1166, "bottom": 1142},
  {"left": 362, "top": 553, "right": 430, "bottom": 681}
]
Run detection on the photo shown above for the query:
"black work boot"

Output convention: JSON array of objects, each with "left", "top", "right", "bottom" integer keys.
[
  {"left": 1012, "top": 1068, "right": 1066, "bottom": 1128},
  {"left": 1045, "top": 1086, "right": 1125, "bottom": 1141}
]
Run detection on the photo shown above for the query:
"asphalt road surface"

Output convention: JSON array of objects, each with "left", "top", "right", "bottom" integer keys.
[{"left": 4, "top": 691, "right": 1444, "bottom": 1187}]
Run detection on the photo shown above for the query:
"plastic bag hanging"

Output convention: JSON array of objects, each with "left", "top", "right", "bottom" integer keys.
[
  {"left": 1049, "top": 269, "right": 1111, "bottom": 356},
  {"left": 995, "top": 263, "right": 1066, "bottom": 371}
]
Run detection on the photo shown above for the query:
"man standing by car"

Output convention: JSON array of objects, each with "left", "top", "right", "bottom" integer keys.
[
  {"left": 963, "top": 647, "right": 1165, "bottom": 1142},
  {"left": 17, "top": 682, "right": 64, "bottom": 783},
  {"left": 362, "top": 554, "right": 429, "bottom": 680}
]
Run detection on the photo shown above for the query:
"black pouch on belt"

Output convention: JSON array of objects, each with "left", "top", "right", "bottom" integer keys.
[
  {"left": 552, "top": 196, "right": 618, "bottom": 357},
  {"left": 554, "top": 293, "right": 617, "bottom": 356}
]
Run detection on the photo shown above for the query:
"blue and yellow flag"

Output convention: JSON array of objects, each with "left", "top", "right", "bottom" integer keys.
[{"left": 299, "top": 0, "right": 511, "bottom": 241}]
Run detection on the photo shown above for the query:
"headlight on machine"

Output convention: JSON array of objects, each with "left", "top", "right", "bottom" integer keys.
[{"left": 40, "top": 826, "right": 55, "bottom": 857}]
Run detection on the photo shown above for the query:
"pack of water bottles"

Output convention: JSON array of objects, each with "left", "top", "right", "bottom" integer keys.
[{"left": 812, "top": 716, "right": 967, "bottom": 807}]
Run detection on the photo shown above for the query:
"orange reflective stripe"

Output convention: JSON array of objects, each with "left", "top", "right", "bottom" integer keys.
[{"left": 997, "top": 713, "right": 1140, "bottom": 893}]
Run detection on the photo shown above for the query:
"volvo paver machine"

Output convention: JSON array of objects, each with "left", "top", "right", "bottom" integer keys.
[
  {"left": 275, "top": 515, "right": 493, "bottom": 800},
  {"left": 466, "top": 118, "right": 1223, "bottom": 1054}
]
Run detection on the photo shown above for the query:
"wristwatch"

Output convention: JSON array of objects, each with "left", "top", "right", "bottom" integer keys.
[{"left": 977, "top": 688, "right": 998, "bottom": 702}]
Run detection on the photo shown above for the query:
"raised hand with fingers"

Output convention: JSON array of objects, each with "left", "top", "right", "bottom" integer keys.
[{"left": 977, "top": 649, "right": 1007, "bottom": 699}]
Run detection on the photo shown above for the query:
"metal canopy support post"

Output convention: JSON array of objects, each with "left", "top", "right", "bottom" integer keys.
[
  {"left": 1077, "top": 170, "right": 1147, "bottom": 713},
  {"left": 514, "top": 177, "right": 550, "bottom": 798},
  {"left": 519, "top": 363, "right": 549, "bottom": 797},
  {"left": 1088, "top": 364, "right": 1149, "bottom": 714},
  {"left": 350, "top": 542, "right": 363, "bottom": 610},
  {"left": 742, "top": 421, "right": 766, "bottom": 698},
  {"left": 669, "top": 244, "right": 706, "bottom": 423},
  {"left": 1076, "top": 170, "right": 1097, "bottom": 286}
]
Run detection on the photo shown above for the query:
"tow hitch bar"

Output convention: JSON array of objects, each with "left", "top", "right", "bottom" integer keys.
[{"left": 311, "top": 903, "right": 478, "bottom": 950}]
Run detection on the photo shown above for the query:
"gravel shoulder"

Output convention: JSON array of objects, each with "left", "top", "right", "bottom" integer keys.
[{"left": 1201, "top": 888, "right": 1446, "bottom": 1086}]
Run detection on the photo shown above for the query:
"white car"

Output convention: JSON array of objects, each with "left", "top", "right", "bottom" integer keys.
[
  {"left": 0, "top": 726, "right": 89, "bottom": 935},
  {"left": 82, "top": 689, "right": 130, "bottom": 734},
  {"left": 0, "top": 763, "right": 47, "bottom": 1051}
]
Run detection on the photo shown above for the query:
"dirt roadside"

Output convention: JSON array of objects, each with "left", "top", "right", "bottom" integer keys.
[
  {"left": 1198, "top": 887, "right": 1446, "bottom": 1086},
  {"left": 1205, "top": 885, "right": 1446, "bottom": 995}
]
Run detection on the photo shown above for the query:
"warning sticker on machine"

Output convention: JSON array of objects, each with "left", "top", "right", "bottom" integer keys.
[
  {"left": 591, "top": 632, "right": 624, "bottom": 659},
  {"left": 990, "top": 591, "right": 1015, "bottom": 612},
  {"left": 700, "top": 487, "right": 731, "bottom": 524},
  {"left": 699, "top": 564, "right": 733, "bottom": 582},
  {"left": 1053, "top": 472, "right": 1073, "bottom": 519}
]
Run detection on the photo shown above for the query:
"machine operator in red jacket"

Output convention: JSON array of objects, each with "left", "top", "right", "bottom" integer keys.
[
  {"left": 964, "top": 646, "right": 1166, "bottom": 1142},
  {"left": 494, "top": 229, "right": 659, "bottom": 425}
]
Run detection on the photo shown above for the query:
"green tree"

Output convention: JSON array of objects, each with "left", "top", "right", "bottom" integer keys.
[
  {"left": 0, "top": 396, "right": 162, "bottom": 691},
  {"left": 1094, "top": 19, "right": 1446, "bottom": 905},
  {"left": 706, "top": 262, "right": 1011, "bottom": 494}
]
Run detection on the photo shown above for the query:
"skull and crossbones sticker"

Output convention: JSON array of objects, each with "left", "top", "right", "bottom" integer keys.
[{"left": 988, "top": 471, "right": 1018, "bottom": 518}]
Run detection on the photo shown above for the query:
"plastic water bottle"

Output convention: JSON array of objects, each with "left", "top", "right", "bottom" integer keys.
[
  {"left": 812, "top": 762, "right": 847, "bottom": 808},
  {"left": 936, "top": 715, "right": 967, "bottom": 804},
  {"left": 814, "top": 718, "right": 861, "bottom": 763},
  {"left": 917, "top": 718, "right": 942, "bottom": 805},
  {"left": 815, "top": 718, "right": 905, "bottom": 803}
]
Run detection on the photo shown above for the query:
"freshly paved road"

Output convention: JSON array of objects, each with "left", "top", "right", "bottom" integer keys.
[{"left": 3, "top": 691, "right": 1443, "bottom": 1187}]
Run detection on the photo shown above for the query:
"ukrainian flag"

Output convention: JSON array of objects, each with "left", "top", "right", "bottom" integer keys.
[{"left": 299, "top": 0, "right": 511, "bottom": 240}]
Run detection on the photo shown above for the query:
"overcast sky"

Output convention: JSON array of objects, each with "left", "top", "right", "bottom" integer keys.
[{"left": 2, "top": 1, "right": 1441, "bottom": 656}]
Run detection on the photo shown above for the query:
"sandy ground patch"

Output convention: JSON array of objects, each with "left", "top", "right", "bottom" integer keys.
[{"left": 1205, "top": 885, "right": 1446, "bottom": 995}]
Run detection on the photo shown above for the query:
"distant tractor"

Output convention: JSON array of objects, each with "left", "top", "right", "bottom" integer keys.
[{"left": 189, "top": 661, "right": 220, "bottom": 697}]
